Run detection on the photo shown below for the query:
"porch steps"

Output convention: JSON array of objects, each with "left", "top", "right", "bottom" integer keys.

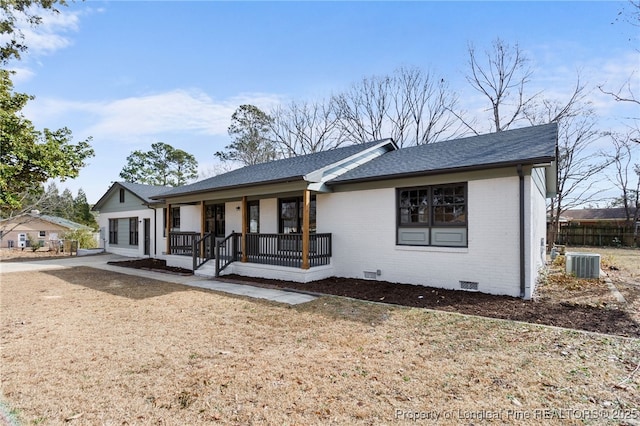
[{"left": 194, "top": 261, "right": 217, "bottom": 278}]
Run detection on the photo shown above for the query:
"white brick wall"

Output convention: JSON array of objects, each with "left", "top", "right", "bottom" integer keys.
[
  {"left": 319, "top": 175, "right": 527, "bottom": 297},
  {"left": 525, "top": 169, "right": 550, "bottom": 299}
]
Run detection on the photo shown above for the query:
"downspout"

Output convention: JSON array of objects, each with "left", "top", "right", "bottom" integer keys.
[
  {"left": 146, "top": 204, "right": 156, "bottom": 257},
  {"left": 517, "top": 164, "right": 525, "bottom": 298}
]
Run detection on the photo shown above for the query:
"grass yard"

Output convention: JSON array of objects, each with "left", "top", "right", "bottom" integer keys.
[{"left": 1, "top": 266, "right": 639, "bottom": 425}]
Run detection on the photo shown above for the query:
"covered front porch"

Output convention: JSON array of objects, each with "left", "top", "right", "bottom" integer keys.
[{"left": 163, "top": 190, "right": 333, "bottom": 278}]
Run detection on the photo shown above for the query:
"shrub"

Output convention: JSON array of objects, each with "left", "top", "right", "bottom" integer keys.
[
  {"left": 62, "top": 229, "right": 97, "bottom": 249},
  {"left": 26, "top": 234, "right": 43, "bottom": 252}
]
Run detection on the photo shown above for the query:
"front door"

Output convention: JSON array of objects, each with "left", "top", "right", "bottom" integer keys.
[
  {"left": 144, "top": 219, "right": 151, "bottom": 255},
  {"left": 205, "top": 204, "right": 225, "bottom": 237}
]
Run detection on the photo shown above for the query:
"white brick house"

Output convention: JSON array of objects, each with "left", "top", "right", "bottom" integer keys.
[{"left": 94, "top": 124, "right": 557, "bottom": 299}]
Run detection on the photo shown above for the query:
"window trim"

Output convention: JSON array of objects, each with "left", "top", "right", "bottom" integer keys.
[
  {"left": 171, "top": 207, "right": 180, "bottom": 230},
  {"left": 108, "top": 219, "right": 118, "bottom": 245},
  {"left": 278, "top": 196, "right": 316, "bottom": 234},
  {"left": 119, "top": 188, "right": 125, "bottom": 203},
  {"left": 38, "top": 231, "right": 46, "bottom": 238},
  {"left": 129, "top": 217, "right": 139, "bottom": 246},
  {"left": 396, "top": 182, "right": 468, "bottom": 247}
]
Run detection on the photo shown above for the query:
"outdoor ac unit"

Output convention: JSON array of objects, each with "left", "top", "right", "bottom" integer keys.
[{"left": 565, "top": 253, "right": 600, "bottom": 279}]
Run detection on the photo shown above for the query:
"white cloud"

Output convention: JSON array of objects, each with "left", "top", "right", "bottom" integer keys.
[
  {"left": 24, "top": 89, "right": 285, "bottom": 144},
  {"left": 4, "top": 6, "right": 81, "bottom": 56}
]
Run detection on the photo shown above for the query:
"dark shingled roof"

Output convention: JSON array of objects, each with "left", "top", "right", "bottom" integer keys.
[
  {"left": 118, "top": 181, "right": 172, "bottom": 203},
  {"left": 329, "top": 123, "right": 558, "bottom": 184},
  {"left": 564, "top": 207, "right": 638, "bottom": 221},
  {"left": 157, "top": 139, "right": 391, "bottom": 198},
  {"left": 93, "top": 182, "right": 171, "bottom": 210}
]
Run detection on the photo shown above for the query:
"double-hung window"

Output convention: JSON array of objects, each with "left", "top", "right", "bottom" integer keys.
[
  {"left": 129, "top": 217, "right": 139, "bottom": 245},
  {"left": 109, "top": 219, "right": 118, "bottom": 244},
  {"left": 278, "top": 196, "right": 316, "bottom": 234},
  {"left": 278, "top": 196, "right": 316, "bottom": 252},
  {"left": 397, "top": 183, "right": 467, "bottom": 247},
  {"left": 171, "top": 207, "right": 180, "bottom": 230}
]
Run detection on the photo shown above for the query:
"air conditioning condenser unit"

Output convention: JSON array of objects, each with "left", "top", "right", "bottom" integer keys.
[{"left": 565, "top": 252, "right": 600, "bottom": 279}]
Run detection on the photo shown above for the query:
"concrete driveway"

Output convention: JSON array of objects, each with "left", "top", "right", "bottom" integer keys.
[{"left": 0, "top": 254, "right": 316, "bottom": 305}]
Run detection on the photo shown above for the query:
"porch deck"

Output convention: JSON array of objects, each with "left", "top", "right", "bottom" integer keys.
[{"left": 169, "top": 232, "right": 332, "bottom": 274}]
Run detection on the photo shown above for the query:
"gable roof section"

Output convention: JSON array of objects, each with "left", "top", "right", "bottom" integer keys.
[
  {"left": 156, "top": 139, "right": 395, "bottom": 199},
  {"left": 563, "top": 207, "right": 638, "bottom": 221},
  {"left": 329, "top": 123, "right": 558, "bottom": 185},
  {"left": 0, "top": 213, "right": 90, "bottom": 231},
  {"left": 38, "top": 214, "right": 91, "bottom": 230},
  {"left": 93, "top": 181, "right": 171, "bottom": 211}
]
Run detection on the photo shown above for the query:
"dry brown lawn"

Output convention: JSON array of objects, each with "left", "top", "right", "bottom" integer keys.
[{"left": 1, "top": 265, "right": 639, "bottom": 425}]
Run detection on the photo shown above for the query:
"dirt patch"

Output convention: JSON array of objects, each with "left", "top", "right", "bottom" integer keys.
[
  {"left": 222, "top": 274, "right": 640, "bottom": 338},
  {"left": 1, "top": 267, "right": 639, "bottom": 425},
  {"left": 105, "top": 256, "right": 640, "bottom": 338},
  {"left": 0, "top": 247, "right": 74, "bottom": 262}
]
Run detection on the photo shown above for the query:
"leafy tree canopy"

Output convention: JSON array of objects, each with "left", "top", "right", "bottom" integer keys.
[
  {"left": 119, "top": 142, "right": 198, "bottom": 187},
  {"left": 0, "top": 69, "right": 94, "bottom": 214},
  {"left": 0, "top": 0, "right": 66, "bottom": 65},
  {"left": 215, "top": 104, "right": 278, "bottom": 166}
]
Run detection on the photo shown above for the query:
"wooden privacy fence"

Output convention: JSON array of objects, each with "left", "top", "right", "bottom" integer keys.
[{"left": 557, "top": 225, "right": 638, "bottom": 247}]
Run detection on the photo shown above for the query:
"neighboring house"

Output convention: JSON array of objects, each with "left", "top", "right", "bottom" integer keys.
[
  {"left": 92, "top": 181, "right": 170, "bottom": 257},
  {"left": 0, "top": 211, "right": 91, "bottom": 249},
  {"left": 94, "top": 123, "right": 558, "bottom": 299},
  {"left": 557, "top": 207, "right": 639, "bottom": 247},
  {"left": 562, "top": 207, "right": 639, "bottom": 226}
]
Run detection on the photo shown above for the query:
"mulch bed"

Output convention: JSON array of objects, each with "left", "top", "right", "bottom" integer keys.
[
  {"left": 108, "top": 259, "right": 640, "bottom": 338},
  {"left": 107, "top": 258, "right": 194, "bottom": 275}
]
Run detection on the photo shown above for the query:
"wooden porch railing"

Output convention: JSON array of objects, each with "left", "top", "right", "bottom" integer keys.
[
  {"left": 193, "top": 232, "right": 216, "bottom": 270},
  {"left": 244, "top": 233, "right": 332, "bottom": 268},
  {"left": 169, "top": 232, "right": 197, "bottom": 256},
  {"left": 215, "top": 232, "right": 242, "bottom": 276}
]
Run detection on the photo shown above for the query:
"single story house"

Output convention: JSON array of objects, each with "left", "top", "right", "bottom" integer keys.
[
  {"left": 555, "top": 207, "right": 639, "bottom": 247},
  {"left": 94, "top": 123, "right": 558, "bottom": 299},
  {"left": 92, "top": 181, "right": 171, "bottom": 257},
  {"left": 0, "top": 211, "right": 91, "bottom": 249},
  {"left": 562, "top": 207, "right": 639, "bottom": 227}
]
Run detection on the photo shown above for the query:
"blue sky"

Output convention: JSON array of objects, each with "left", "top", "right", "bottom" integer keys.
[{"left": 8, "top": 1, "right": 639, "bottom": 204}]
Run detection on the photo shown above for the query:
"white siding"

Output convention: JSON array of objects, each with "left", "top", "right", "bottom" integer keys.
[
  {"left": 226, "top": 201, "right": 242, "bottom": 235},
  {"left": 526, "top": 168, "right": 549, "bottom": 299},
  {"left": 97, "top": 208, "right": 155, "bottom": 258},
  {"left": 260, "top": 199, "right": 278, "bottom": 234},
  {"left": 179, "top": 205, "right": 200, "bottom": 233}
]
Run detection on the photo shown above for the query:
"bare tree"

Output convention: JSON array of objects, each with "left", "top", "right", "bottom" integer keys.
[
  {"left": 396, "top": 66, "right": 463, "bottom": 146},
  {"left": 598, "top": 1, "right": 640, "bottom": 142},
  {"left": 333, "top": 67, "right": 461, "bottom": 147},
  {"left": 270, "top": 99, "right": 342, "bottom": 156},
  {"left": 1, "top": 183, "right": 72, "bottom": 237},
  {"left": 604, "top": 132, "right": 639, "bottom": 224},
  {"left": 465, "top": 38, "right": 539, "bottom": 133},
  {"left": 333, "top": 75, "right": 392, "bottom": 144},
  {"left": 527, "top": 88, "right": 611, "bottom": 244}
]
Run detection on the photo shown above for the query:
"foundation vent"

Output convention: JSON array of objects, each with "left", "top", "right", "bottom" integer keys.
[
  {"left": 460, "top": 281, "right": 479, "bottom": 291},
  {"left": 363, "top": 271, "right": 377, "bottom": 280}
]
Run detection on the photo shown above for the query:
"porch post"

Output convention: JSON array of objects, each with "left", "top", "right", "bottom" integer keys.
[
  {"left": 165, "top": 203, "right": 171, "bottom": 254},
  {"left": 241, "top": 196, "right": 248, "bottom": 262},
  {"left": 200, "top": 200, "right": 205, "bottom": 259},
  {"left": 200, "top": 201, "right": 205, "bottom": 238},
  {"left": 301, "top": 189, "right": 310, "bottom": 270}
]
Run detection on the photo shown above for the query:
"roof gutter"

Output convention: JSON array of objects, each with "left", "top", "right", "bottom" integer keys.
[
  {"left": 150, "top": 176, "right": 306, "bottom": 201},
  {"left": 517, "top": 164, "right": 526, "bottom": 298}
]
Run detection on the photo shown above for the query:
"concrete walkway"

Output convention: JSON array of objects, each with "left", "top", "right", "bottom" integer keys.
[{"left": 0, "top": 254, "right": 317, "bottom": 305}]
